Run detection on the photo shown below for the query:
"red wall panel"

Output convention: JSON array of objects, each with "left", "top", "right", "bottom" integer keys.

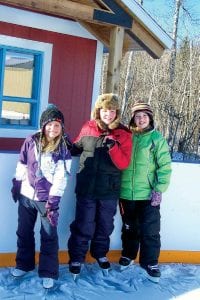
[{"left": 0, "top": 21, "right": 97, "bottom": 151}]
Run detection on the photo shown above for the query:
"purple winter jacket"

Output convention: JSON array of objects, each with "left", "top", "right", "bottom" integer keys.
[{"left": 13, "top": 132, "right": 72, "bottom": 205}]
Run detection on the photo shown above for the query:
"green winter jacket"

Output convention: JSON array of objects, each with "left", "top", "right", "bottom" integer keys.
[{"left": 120, "top": 129, "right": 172, "bottom": 200}]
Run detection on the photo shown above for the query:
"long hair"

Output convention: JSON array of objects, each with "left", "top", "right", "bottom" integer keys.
[{"left": 41, "top": 133, "right": 62, "bottom": 153}]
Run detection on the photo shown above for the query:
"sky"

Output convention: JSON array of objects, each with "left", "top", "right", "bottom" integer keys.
[
  {"left": 1, "top": 263, "right": 200, "bottom": 299},
  {"left": 142, "top": 0, "right": 200, "bottom": 43}
]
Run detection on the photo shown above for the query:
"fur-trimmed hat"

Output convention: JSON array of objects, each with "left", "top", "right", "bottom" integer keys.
[
  {"left": 92, "top": 93, "right": 121, "bottom": 130},
  {"left": 130, "top": 102, "right": 154, "bottom": 130},
  {"left": 40, "top": 104, "right": 64, "bottom": 129}
]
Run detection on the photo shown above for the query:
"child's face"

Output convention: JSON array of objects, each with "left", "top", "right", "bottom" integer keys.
[
  {"left": 100, "top": 108, "right": 117, "bottom": 125},
  {"left": 134, "top": 111, "right": 150, "bottom": 130},
  {"left": 44, "top": 121, "right": 62, "bottom": 141}
]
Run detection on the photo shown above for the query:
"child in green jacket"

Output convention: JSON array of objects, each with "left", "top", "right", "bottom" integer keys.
[{"left": 119, "top": 102, "right": 171, "bottom": 283}]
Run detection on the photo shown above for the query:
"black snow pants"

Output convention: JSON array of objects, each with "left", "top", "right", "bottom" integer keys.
[
  {"left": 119, "top": 199, "right": 161, "bottom": 267},
  {"left": 15, "top": 195, "right": 59, "bottom": 279},
  {"left": 68, "top": 196, "right": 117, "bottom": 263}
]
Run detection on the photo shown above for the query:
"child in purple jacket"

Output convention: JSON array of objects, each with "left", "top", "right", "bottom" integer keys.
[{"left": 11, "top": 104, "right": 72, "bottom": 289}]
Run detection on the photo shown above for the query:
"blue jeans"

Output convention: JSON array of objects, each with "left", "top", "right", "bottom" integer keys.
[{"left": 16, "top": 195, "right": 59, "bottom": 279}]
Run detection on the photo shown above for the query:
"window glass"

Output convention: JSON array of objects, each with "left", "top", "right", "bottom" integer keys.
[
  {"left": 3, "top": 51, "right": 34, "bottom": 98},
  {"left": 0, "top": 46, "right": 43, "bottom": 130},
  {"left": 1, "top": 101, "right": 30, "bottom": 126}
]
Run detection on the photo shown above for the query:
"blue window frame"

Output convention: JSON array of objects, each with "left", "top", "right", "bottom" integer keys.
[{"left": 0, "top": 45, "right": 43, "bottom": 129}]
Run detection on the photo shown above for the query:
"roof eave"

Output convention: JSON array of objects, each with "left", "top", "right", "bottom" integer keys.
[{"left": 119, "top": 0, "right": 173, "bottom": 49}]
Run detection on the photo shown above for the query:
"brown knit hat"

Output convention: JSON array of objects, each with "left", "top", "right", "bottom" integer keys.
[
  {"left": 130, "top": 102, "right": 154, "bottom": 130},
  {"left": 92, "top": 93, "right": 121, "bottom": 130},
  {"left": 131, "top": 102, "right": 153, "bottom": 117}
]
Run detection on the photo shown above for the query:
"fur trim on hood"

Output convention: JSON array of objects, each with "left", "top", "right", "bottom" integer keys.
[{"left": 92, "top": 93, "right": 121, "bottom": 130}]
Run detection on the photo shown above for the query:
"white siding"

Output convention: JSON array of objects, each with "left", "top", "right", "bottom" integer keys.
[{"left": 1, "top": 152, "right": 199, "bottom": 252}]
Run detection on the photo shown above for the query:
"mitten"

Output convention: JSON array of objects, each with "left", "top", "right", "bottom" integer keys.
[
  {"left": 45, "top": 196, "right": 60, "bottom": 227},
  {"left": 11, "top": 178, "right": 22, "bottom": 203},
  {"left": 151, "top": 190, "right": 162, "bottom": 206},
  {"left": 46, "top": 209, "right": 59, "bottom": 227}
]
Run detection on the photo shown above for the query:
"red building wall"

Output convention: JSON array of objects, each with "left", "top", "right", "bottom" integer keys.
[{"left": 0, "top": 21, "right": 97, "bottom": 150}]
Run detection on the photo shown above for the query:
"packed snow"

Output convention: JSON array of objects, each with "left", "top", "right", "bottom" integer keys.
[{"left": 1, "top": 263, "right": 200, "bottom": 299}]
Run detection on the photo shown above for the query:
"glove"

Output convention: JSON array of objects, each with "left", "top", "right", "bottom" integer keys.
[
  {"left": 103, "top": 135, "right": 116, "bottom": 149},
  {"left": 11, "top": 178, "right": 22, "bottom": 202},
  {"left": 151, "top": 190, "right": 162, "bottom": 206},
  {"left": 45, "top": 196, "right": 60, "bottom": 226}
]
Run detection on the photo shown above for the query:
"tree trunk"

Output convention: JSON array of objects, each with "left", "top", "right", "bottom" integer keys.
[
  {"left": 121, "top": 51, "right": 134, "bottom": 116},
  {"left": 169, "top": 0, "right": 183, "bottom": 83}
]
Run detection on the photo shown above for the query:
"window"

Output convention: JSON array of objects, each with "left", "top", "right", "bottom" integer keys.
[
  {"left": 0, "top": 47, "right": 42, "bottom": 128},
  {"left": 0, "top": 35, "right": 52, "bottom": 138}
]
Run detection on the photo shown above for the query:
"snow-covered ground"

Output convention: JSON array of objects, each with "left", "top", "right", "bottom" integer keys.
[{"left": 1, "top": 263, "right": 200, "bottom": 299}]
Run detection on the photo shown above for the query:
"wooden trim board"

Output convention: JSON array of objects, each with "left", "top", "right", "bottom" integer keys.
[{"left": 1, "top": 250, "right": 200, "bottom": 267}]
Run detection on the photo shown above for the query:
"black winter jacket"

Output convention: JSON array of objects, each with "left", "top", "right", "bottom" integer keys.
[{"left": 71, "top": 120, "right": 132, "bottom": 200}]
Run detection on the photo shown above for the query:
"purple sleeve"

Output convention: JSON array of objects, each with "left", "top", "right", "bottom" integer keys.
[
  {"left": 45, "top": 195, "right": 61, "bottom": 210},
  {"left": 19, "top": 135, "right": 34, "bottom": 164}
]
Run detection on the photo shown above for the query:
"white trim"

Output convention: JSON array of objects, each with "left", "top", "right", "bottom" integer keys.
[
  {"left": 0, "top": 34, "right": 52, "bottom": 138},
  {"left": 0, "top": 5, "right": 95, "bottom": 40},
  {"left": 121, "top": 0, "right": 173, "bottom": 49},
  {"left": 90, "top": 41, "right": 104, "bottom": 113}
]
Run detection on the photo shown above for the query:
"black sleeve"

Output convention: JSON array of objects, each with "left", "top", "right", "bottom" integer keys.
[{"left": 70, "top": 143, "right": 83, "bottom": 156}]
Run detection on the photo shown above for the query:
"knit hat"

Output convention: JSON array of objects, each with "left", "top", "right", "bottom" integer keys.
[
  {"left": 131, "top": 102, "right": 153, "bottom": 117},
  {"left": 130, "top": 102, "right": 154, "bottom": 129},
  {"left": 92, "top": 93, "right": 121, "bottom": 130},
  {"left": 40, "top": 104, "right": 64, "bottom": 130},
  {"left": 36, "top": 104, "right": 67, "bottom": 173}
]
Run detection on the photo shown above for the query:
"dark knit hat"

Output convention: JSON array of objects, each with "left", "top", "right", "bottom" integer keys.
[
  {"left": 92, "top": 93, "right": 121, "bottom": 130},
  {"left": 40, "top": 104, "right": 64, "bottom": 129}
]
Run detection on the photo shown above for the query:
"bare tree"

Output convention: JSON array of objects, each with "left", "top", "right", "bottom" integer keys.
[
  {"left": 99, "top": 1, "right": 200, "bottom": 160},
  {"left": 169, "top": 0, "right": 183, "bottom": 82}
]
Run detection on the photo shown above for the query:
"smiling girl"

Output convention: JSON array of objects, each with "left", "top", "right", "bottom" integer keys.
[
  {"left": 67, "top": 93, "right": 132, "bottom": 276},
  {"left": 119, "top": 102, "right": 171, "bottom": 283},
  {"left": 11, "top": 104, "right": 72, "bottom": 288}
]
